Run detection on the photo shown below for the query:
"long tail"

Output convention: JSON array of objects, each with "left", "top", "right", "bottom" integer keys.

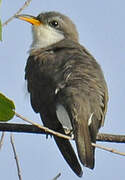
[
  {"left": 40, "top": 112, "right": 83, "bottom": 177},
  {"left": 75, "top": 116, "right": 95, "bottom": 169},
  {"left": 75, "top": 113, "right": 101, "bottom": 169},
  {"left": 54, "top": 135, "right": 83, "bottom": 177}
]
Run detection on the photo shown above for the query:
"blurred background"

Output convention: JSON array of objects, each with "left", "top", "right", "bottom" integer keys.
[{"left": 0, "top": 0, "right": 125, "bottom": 179}]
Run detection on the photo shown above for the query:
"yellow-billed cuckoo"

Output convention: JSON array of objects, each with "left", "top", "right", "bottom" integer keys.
[{"left": 16, "top": 11, "right": 108, "bottom": 177}]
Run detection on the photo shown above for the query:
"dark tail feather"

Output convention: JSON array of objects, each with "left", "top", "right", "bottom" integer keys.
[
  {"left": 75, "top": 119, "right": 95, "bottom": 169},
  {"left": 54, "top": 136, "right": 83, "bottom": 177}
]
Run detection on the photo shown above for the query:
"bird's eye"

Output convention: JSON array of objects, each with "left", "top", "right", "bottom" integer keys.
[{"left": 49, "top": 20, "right": 59, "bottom": 28}]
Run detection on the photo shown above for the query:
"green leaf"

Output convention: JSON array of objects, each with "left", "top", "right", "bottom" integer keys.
[
  {"left": 0, "top": 93, "right": 15, "bottom": 121},
  {"left": 0, "top": 19, "right": 2, "bottom": 41}
]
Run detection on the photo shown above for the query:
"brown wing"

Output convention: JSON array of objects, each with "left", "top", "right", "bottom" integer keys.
[{"left": 55, "top": 41, "right": 108, "bottom": 168}]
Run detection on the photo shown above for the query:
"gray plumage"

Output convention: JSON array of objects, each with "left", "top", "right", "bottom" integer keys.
[{"left": 17, "top": 11, "right": 108, "bottom": 177}]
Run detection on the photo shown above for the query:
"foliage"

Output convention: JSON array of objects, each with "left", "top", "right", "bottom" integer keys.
[{"left": 0, "top": 93, "right": 15, "bottom": 121}]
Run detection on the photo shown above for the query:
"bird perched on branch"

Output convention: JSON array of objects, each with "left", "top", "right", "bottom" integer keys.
[{"left": 16, "top": 11, "right": 108, "bottom": 177}]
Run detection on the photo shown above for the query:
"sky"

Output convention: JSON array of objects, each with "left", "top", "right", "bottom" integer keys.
[{"left": 0, "top": 0, "right": 125, "bottom": 179}]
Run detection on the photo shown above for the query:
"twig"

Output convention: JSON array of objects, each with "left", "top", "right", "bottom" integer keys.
[
  {"left": 15, "top": 112, "right": 125, "bottom": 157},
  {"left": 52, "top": 173, "right": 61, "bottom": 180},
  {"left": 0, "top": 132, "right": 5, "bottom": 150},
  {"left": 10, "top": 134, "right": 22, "bottom": 180},
  {"left": 92, "top": 142, "right": 125, "bottom": 156},
  {"left": 15, "top": 112, "right": 72, "bottom": 140},
  {"left": 2, "top": 0, "right": 32, "bottom": 27},
  {"left": 96, "top": 133, "right": 125, "bottom": 143},
  {"left": 0, "top": 122, "right": 125, "bottom": 143}
]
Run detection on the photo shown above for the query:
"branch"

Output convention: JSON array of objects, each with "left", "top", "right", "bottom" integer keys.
[
  {"left": 92, "top": 143, "right": 125, "bottom": 156},
  {"left": 2, "top": 0, "right": 32, "bottom": 27},
  {"left": 96, "top": 133, "right": 125, "bottom": 143},
  {"left": 15, "top": 112, "right": 72, "bottom": 140},
  {"left": 0, "top": 122, "right": 125, "bottom": 143},
  {"left": 0, "top": 132, "right": 5, "bottom": 150},
  {"left": 52, "top": 173, "right": 61, "bottom": 180},
  {"left": 10, "top": 134, "right": 22, "bottom": 180},
  {"left": 1, "top": 111, "right": 125, "bottom": 157}
]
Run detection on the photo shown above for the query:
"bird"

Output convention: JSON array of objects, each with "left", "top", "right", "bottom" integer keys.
[{"left": 16, "top": 11, "right": 108, "bottom": 177}]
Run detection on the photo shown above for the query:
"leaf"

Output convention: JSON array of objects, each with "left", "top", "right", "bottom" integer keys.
[{"left": 0, "top": 93, "right": 15, "bottom": 121}]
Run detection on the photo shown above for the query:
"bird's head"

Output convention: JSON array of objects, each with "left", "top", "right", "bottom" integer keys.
[{"left": 16, "top": 11, "right": 79, "bottom": 50}]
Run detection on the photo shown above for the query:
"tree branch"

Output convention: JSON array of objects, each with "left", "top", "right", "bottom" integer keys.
[
  {"left": 0, "top": 132, "right": 5, "bottom": 150},
  {"left": 92, "top": 142, "right": 125, "bottom": 156},
  {"left": 96, "top": 133, "right": 125, "bottom": 143},
  {"left": 1, "top": 111, "right": 125, "bottom": 157},
  {"left": 52, "top": 173, "right": 61, "bottom": 180},
  {"left": 2, "top": 0, "right": 32, "bottom": 27},
  {"left": 15, "top": 112, "right": 72, "bottom": 140},
  {"left": 0, "top": 122, "right": 125, "bottom": 143},
  {"left": 10, "top": 134, "right": 22, "bottom": 180}
]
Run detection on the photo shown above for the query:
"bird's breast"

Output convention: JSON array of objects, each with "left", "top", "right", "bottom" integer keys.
[{"left": 25, "top": 52, "right": 65, "bottom": 112}]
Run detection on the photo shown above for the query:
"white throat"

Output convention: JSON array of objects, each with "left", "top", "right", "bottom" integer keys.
[{"left": 30, "top": 24, "right": 64, "bottom": 50}]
